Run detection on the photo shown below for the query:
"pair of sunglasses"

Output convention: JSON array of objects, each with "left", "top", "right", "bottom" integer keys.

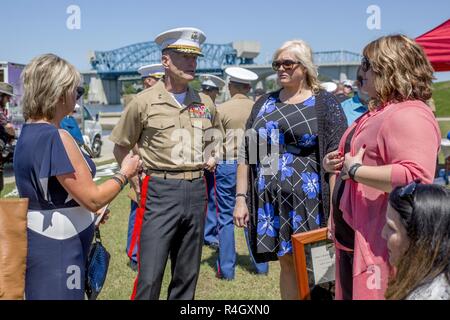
[
  {"left": 399, "top": 179, "right": 422, "bottom": 199},
  {"left": 202, "top": 86, "right": 219, "bottom": 93},
  {"left": 272, "top": 60, "right": 302, "bottom": 71},
  {"left": 361, "top": 56, "right": 371, "bottom": 73},
  {"left": 76, "top": 86, "right": 85, "bottom": 100},
  {"left": 357, "top": 75, "right": 364, "bottom": 86}
]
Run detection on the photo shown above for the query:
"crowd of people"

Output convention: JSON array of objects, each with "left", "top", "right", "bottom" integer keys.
[{"left": 2, "top": 26, "right": 449, "bottom": 301}]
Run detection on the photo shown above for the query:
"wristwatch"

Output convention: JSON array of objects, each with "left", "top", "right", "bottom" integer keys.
[
  {"left": 236, "top": 193, "right": 248, "bottom": 200},
  {"left": 348, "top": 163, "right": 363, "bottom": 181}
]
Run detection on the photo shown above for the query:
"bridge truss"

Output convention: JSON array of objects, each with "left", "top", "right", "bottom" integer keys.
[{"left": 90, "top": 41, "right": 362, "bottom": 79}]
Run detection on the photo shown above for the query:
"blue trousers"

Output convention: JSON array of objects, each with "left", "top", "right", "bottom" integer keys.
[
  {"left": 204, "top": 170, "right": 219, "bottom": 246},
  {"left": 215, "top": 162, "right": 268, "bottom": 279},
  {"left": 126, "top": 200, "right": 139, "bottom": 264}
]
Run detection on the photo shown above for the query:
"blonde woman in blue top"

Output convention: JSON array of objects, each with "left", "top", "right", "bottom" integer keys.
[{"left": 14, "top": 54, "right": 141, "bottom": 300}]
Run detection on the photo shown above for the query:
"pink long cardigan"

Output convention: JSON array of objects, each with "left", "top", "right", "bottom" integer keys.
[{"left": 333, "top": 100, "right": 441, "bottom": 300}]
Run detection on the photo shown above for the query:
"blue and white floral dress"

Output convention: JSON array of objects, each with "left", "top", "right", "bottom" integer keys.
[{"left": 251, "top": 93, "right": 323, "bottom": 257}]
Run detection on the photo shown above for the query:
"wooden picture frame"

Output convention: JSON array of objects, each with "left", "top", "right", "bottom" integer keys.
[{"left": 292, "top": 227, "right": 335, "bottom": 300}]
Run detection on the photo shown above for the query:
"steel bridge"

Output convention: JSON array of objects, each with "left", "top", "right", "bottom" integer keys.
[
  {"left": 90, "top": 42, "right": 362, "bottom": 77},
  {"left": 90, "top": 42, "right": 239, "bottom": 79},
  {"left": 86, "top": 41, "right": 362, "bottom": 104}
]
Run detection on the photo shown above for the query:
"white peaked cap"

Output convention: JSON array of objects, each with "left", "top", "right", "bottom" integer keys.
[
  {"left": 343, "top": 80, "right": 354, "bottom": 87},
  {"left": 321, "top": 82, "right": 338, "bottom": 93},
  {"left": 199, "top": 74, "right": 226, "bottom": 89},
  {"left": 138, "top": 64, "right": 165, "bottom": 78},
  {"left": 155, "top": 27, "right": 206, "bottom": 56},
  {"left": 225, "top": 67, "right": 258, "bottom": 85}
]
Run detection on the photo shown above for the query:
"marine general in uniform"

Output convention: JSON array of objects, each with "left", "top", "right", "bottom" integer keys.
[{"left": 110, "top": 27, "right": 223, "bottom": 300}]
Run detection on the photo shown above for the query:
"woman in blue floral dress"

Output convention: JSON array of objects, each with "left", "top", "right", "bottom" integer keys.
[
  {"left": 254, "top": 93, "right": 323, "bottom": 254},
  {"left": 234, "top": 40, "right": 347, "bottom": 299}
]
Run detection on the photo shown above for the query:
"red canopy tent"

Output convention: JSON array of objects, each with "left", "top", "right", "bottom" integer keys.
[{"left": 416, "top": 19, "right": 450, "bottom": 72}]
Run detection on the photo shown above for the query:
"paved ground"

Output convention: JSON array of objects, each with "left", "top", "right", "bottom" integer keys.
[
  {"left": 99, "top": 116, "right": 120, "bottom": 131},
  {"left": 3, "top": 135, "right": 116, "bottom": 185}
]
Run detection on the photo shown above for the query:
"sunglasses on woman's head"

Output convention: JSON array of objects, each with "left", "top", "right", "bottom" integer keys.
[
  {"left": 399, "top": 179, "right": 421, "bottom": 199},
  {"left": 361, "top": 56, "right": 371, "bottom": 73},
  {"left": 76, "top": 86, "right": 85, "bottom": 100},
  {"left": 272, "top": 60, "right": 302, "bottom": 71}
]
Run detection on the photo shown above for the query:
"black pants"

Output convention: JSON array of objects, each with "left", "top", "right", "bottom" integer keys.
[
  {"left": 134, "top": 176, "right": 207, "bottom": 300},
  {"left": 339, "top": 250, "right": 354, "bottom": 300}
]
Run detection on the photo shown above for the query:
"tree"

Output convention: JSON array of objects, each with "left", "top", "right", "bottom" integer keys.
[
  {"left": 83, "top": 83, "right": 89, "bottom": 101},
  {"left": 266, "top": 79, "right": 280, "bottom": 92},
  {"left": 123, "top": 83, "right": 138, "bottom": 95}
]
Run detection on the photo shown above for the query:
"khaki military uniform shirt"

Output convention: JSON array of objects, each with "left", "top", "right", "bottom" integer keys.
[
  {"left": 110, "top": 80, "right": 223, "bottom": 171},
  {"left": 218, "top": 93, "right": 254, "bottom": 161}
]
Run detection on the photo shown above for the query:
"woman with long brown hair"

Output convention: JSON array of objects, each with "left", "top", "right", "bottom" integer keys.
[{"left": 324, "top": 35, "right": 441, "bottom": 300}]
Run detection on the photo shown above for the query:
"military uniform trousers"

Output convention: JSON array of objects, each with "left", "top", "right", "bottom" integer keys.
[
  {"left": 215, "top": 161, "right": 269, "bottom": 280},
  {"left": 132, "top": 175, "right": 207, "bottom": 300},
  {"left": 204, "top": 170, "right": 219, "bottom": 247},
  {"left": 126, "top": 200, "right": 139, "bottom": 264}
]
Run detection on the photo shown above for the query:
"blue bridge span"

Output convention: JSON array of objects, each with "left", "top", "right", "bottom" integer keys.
[{"left": 85, "top": 41, "right": 362, "bottom": 104}]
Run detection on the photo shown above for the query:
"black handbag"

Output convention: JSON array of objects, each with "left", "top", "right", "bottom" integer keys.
[{"left": 85, "top": 227, "right": 110, "bottom": 300}]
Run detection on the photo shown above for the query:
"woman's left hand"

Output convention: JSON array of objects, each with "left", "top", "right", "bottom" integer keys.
[{"left": 342, "top": 146, "right": 366, "bottom": 180}]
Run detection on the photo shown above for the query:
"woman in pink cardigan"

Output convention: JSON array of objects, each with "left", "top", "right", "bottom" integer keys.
[{"left": 323, "top": 35, "right": 441, "bottom": 300}]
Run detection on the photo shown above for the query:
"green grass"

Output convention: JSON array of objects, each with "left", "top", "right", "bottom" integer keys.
[
  {"left": 434, "top": 81, "right": 450, "bottom": 118},
  {"left": 1, "top": 175, "right": 281, "bottom": 300},
  {"left": 438, "top": 121, "right": 450, "bottom": 165},
  {"left": 0, "top": 179, "right": 17, "bottom": 198},
  {"left": 439, "top": 121, "right": 450, "bottom": 138},
  {"left": 5, "top": 112, "right": 450, "bottom": 299},
  {"left": 98, "top": 178, "right": 281, "bottom": 300}
]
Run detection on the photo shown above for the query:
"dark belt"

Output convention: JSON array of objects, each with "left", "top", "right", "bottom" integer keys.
[{"left": 145, "top": 168, "right": 204, "bottom": 181}]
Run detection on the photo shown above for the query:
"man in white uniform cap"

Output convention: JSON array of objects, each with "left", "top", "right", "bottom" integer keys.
[
  {"left": 200, "top": 74, "right": 225, "bottom": 251},
  {"left": 342, "top": 80, "right": 354, "bottom": 96},
  {"left": 200, "top": 74, "right": 225, "bottom": 103},
  {"left": 111, "top": 27, "right": 222, "bottom": 300},
  {"left": 138, "top": 63, "right": 165, "bottom": 89},
  {"left": 214, "top": 67, "right": 269, "bottom": 280}
]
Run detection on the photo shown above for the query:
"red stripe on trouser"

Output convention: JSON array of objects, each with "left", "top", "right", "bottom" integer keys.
[{"left": 130, "top": 175, "right": 150, "bottom": 300}]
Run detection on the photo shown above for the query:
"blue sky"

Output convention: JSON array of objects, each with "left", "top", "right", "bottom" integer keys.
[{"left": 2, "top": 0, "right": 450, "bottom": 81}]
